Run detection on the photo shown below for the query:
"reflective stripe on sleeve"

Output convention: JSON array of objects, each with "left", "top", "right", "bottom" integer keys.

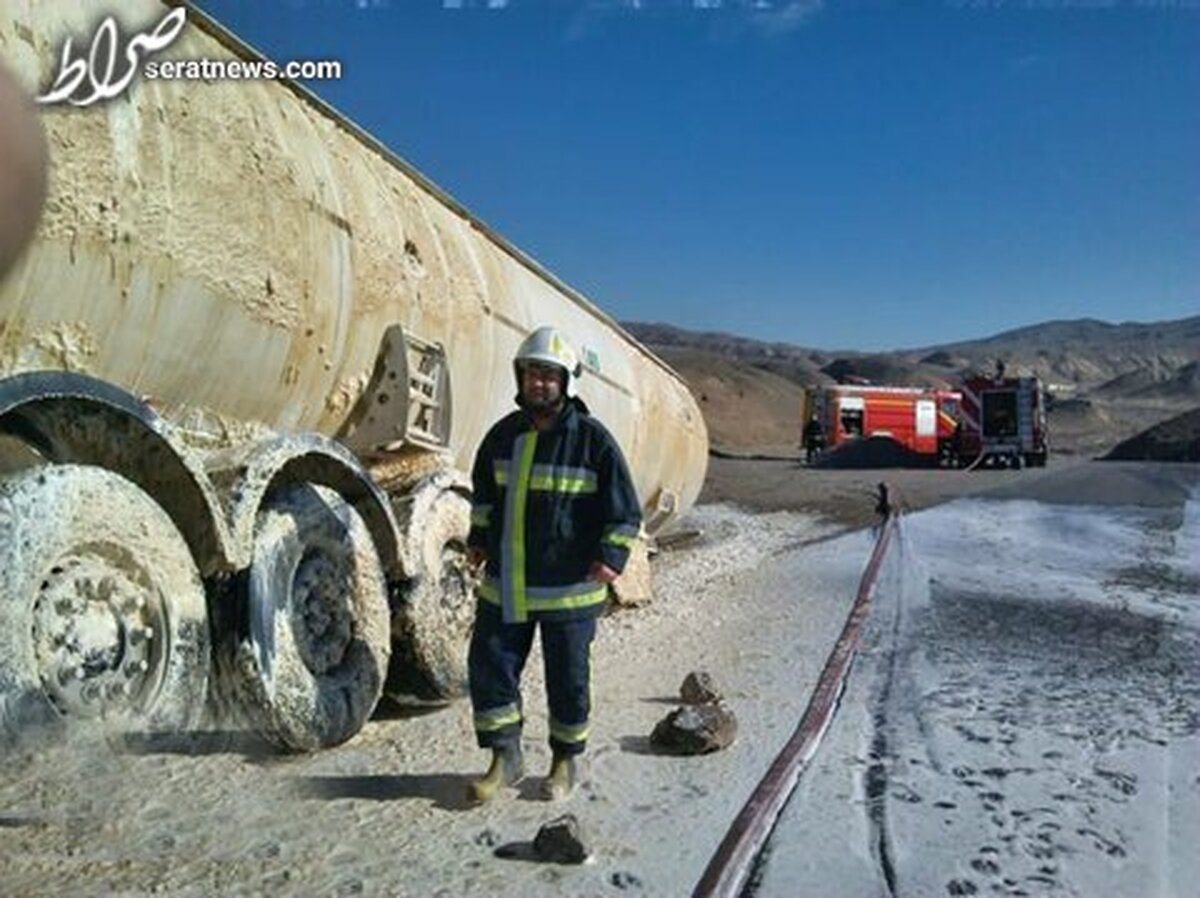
[{"left": 603, "top": 523, "right": 639, "bottom": 548}]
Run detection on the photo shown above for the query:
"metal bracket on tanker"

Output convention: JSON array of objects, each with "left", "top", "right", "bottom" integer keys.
[{"left": 339, "top": 324, "right": 453, "bottom": 458}]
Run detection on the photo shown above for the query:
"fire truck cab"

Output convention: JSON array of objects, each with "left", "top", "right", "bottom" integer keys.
[{"left": 806, "top": 384, "right": 963, "bottom": 463}]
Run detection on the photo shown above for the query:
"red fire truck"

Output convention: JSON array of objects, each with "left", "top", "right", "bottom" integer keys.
[
  {"left": 803, "top": 374, "right": 1048, "bottom": 469},
  {"left": 956, "top": 373, "right": 1048, "bottom": 468},
  {"left": 804, "top": 384, "right": 963, "bottom": 463}
]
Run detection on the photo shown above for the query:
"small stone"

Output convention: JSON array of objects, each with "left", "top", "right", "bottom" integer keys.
[
  {"left": 611, "top": 870, "right": 643, "bottom": 889},
  {"left": 680, "top": 671, "right": 722, "bottom": 705},
  {"left": 532, "top": 814, "right": 590, "bottom": 864},
  {"left": 474, "top": 828, "right": 499, "bottom": 848},
  {"left": 650, "top": 704, "right": 737, "bottom": 755}
]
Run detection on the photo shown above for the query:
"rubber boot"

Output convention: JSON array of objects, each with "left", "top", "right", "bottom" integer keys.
[
  {"left": 540, "top": 753, "right": 578, "bottom": 801},
  {"left": 467, "top": 744, "right": 524, "bottom": 803}
]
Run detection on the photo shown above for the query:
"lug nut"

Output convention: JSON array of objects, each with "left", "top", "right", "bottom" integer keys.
[
  {"left": 106, "top": 682, "right": 127, "bottom": 700},
  {"left": 129, "top": 627, "right": 154, "bottom": 646},
  {"left": 125, "top": 659, "right": 150, "bottom": 677},
  {"left": 81, "top": 683, "right": 101, "bottom": 703}
]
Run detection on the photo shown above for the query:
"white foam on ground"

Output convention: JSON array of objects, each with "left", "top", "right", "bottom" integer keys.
[{"left": 756, "top": 492, "right": 1200, "bottom": 898}]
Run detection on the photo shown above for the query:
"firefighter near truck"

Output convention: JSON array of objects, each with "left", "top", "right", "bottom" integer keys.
[{"left": 804, "top": 370, "right": 1048, "bottom": 469}]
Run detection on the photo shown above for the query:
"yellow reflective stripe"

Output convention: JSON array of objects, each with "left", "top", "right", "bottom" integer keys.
[
  {"left": 493, "top": 463, "right": 509, "bottom": 486},
  {"left": 550, "top": 719, "right": 589, "bottom": 744},
  {"left": 603, "top": 531, "right": 637, "bottom": 548},
  {"left": 475, "top": 704, "right": 522, "bottom": 731},
  {"left": 476, "top": 579, "right": 606, "bottom": 613},
  {"left": 524, "top": 585, "right": 607, "bottom": 612},
  {"left": 528, "top": 465, "right": 598, "bottom": 494},
  {"left": 527, "top": 474, "right": 597, "bottom": 494},
  {"left": 509, "top": 432, "right": 538, "bottom": 623}
]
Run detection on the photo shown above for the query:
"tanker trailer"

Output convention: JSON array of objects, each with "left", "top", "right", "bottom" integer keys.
[{"left": 0, "top": 1, "right": 708, "bottom": 752}]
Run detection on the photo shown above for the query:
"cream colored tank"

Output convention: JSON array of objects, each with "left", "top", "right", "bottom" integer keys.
[{"left": 0, "top": 1, "right": 707, "bottom": 530}]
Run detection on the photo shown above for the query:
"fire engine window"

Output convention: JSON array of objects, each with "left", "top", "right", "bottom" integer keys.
[
  {"left": 841, "top": 408, "right": 864, "bottom": 437},
  {"left": 982, "top": 391, "right": 1018, "bottom": 438}
]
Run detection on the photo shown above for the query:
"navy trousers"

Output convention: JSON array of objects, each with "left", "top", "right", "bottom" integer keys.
[{"left": 468, "top": 601, "right": 597, "bottom": 756}]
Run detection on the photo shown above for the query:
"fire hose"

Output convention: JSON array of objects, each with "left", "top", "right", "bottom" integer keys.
[{"left": 692, "top": 507, "right": 900, "bottom": 898}]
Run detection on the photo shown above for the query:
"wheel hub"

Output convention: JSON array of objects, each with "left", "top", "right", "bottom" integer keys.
[
  {"left": 32, "top": 555, "right": 162, "bottom": 718},
  {"left": 291, "top": 549, "right": 354, "bottom": 675}
]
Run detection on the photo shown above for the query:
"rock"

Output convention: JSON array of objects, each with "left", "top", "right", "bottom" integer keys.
[
  {"left": 680, "top": 671, "right": 722, "bottom": 705},
  {"left": 532, "top": 814, "right": 590, "bottom": 864},
  {"left": 650, "top": 704, "right": 737, "bottom": 755},
  {"left": 611, "top": 870, "right": 643, "bottom": 889}
]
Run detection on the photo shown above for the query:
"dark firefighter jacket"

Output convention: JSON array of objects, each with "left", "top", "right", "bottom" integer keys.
[{"left": 467, "top": 397, "right": 642, "bottom": 624}]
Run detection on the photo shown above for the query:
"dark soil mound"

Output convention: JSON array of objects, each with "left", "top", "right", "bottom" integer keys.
[
  {"left": 1104, "top": 407, "right": 1200, "bottom": 462},
  {"left": 814, "top": 435, "right": 934, "bottom": 469}
]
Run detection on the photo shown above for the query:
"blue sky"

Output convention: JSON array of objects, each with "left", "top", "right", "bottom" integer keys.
[{"left": 192, "top": 0, "right": 1198, "bottom": 351}]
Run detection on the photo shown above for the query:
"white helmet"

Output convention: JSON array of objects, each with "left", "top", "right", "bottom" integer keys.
[{"left": 513, "top": 326, "right": 583, "bottom": 397}]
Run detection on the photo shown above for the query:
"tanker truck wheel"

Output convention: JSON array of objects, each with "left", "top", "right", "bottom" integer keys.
[
  {"left": 0, "top": 465, "right": 210, "bottom": 740},
  {"left": 385, "top": 475, "right": 473, "bottom": 702},
  {"left": 222, "top": 484, "right": 389, "bottom": 752}
]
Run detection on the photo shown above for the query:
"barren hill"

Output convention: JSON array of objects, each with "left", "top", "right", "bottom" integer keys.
[
  {"left": 651, "top": 346, "right": 809, "bottom": 456},
  {"left": 629, "top": 315, "right": 1200, "bottom": 457}
]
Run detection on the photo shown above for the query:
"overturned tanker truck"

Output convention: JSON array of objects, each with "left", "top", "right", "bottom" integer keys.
[{"left": 0, "top": 2, "right": 708, "bottom": 751}]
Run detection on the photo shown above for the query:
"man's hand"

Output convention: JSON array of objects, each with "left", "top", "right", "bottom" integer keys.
[
  {"left": 466, "top": 547, "right": 487, "bottom": 572},
  {"left": 589, "top": 561, "right": 619, "bottom": 585}
]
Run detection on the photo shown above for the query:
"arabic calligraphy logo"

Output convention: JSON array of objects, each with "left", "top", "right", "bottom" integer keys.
[{"left": 37, "top": 7, "right": 187, "bottom": 107}]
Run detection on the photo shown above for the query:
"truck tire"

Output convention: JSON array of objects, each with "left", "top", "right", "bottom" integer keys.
[
  {"left": 386, "top": 476, "right": 473, "bottom": 702},
  {"left": 221, "top": 484, "right": 389, "bottom": 752},
  {"left": 0, "top": 465, "right": 210, "bottom": 741}
]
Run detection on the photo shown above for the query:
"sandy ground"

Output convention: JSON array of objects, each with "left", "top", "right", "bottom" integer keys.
[
  {"left": 699, "top": 453, "right": 1075, "bottom": 529},
  {"left": 0, "top": 506, "right": 864, "bottom": 897},
  {"left": 1, "top": 461, "right": 1196, "bottom": 896}
]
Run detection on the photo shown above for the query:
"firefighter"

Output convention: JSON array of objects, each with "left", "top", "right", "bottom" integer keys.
[
  {"left": 464, "top": 326, "right": 642, "bottom": 803},
  {"left": 802, "top": 413, "right": 825, "bottom": 464},
  {"left": 874, "top": 482, "right": 892, "bottom": 521},
  {"left": 950, "top": 419, "right": 964, "bottom": 468}
]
